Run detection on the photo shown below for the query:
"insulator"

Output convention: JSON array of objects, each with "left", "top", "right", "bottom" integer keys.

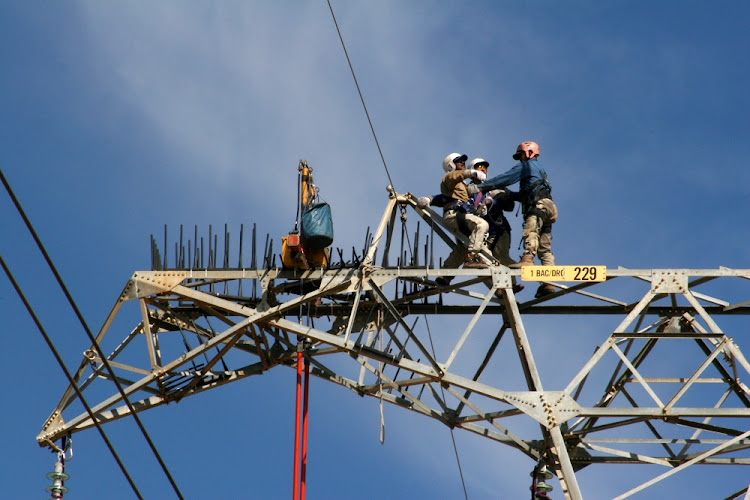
[
  {"left": 45, "top": 457, "right": 70, "bottom": 498},
  {"left": 533, "top": 480, "right": 553, "bottom": 493},
  {"left": 530, "top": 464, "right": 554, "bottom": 480},
  {"left": 529, "top": 465, "right": 555, "bottom": 481}
]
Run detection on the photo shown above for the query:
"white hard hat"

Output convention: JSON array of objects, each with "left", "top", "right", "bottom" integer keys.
[
  {"left": 442, "top": 153, "right": 468, "bottom": 173},
  {"left": 468, "top": 158, "right": 489, "bottom": 170}
]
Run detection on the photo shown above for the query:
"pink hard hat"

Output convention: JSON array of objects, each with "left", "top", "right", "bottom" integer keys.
[{"left": 512, "top": 141, "right": 540, "bottom": 160}]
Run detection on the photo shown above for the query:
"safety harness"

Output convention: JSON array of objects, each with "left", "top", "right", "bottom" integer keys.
[
  {"left": 522, "top": 163, "right": 553, "bottom": 231},
  {"left": 443, "top": 200, "right": 473, "bottom": 236}
]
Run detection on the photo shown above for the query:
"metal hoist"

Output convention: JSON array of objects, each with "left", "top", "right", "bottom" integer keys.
[{"left": 281, "top": 160, "right": 333, "bottom": 269}]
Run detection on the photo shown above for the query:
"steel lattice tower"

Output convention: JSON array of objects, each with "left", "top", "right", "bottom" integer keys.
[{"left": 38, "top": 190, "right": 750, "bottom": 499}]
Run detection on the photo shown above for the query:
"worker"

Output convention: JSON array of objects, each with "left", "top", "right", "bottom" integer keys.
[
  {"left": 467, "top": 158, "right": 524, "bottom": 294},
  {"left": 436, "top": 152, "right": 489, "bottom": 279},
  {"left": 478, "top": 142, "right": 557, "bottom": 298},
  {"left": 467, "top": 158, "right": 514, "bottom": 266}
]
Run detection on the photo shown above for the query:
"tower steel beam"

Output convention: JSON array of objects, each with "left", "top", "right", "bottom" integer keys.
[{"left": 37, "top": 194, "right": 750, "bottom": 499}]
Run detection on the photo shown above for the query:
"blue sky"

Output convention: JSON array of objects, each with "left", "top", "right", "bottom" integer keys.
[{"left": 2, "top": 2, "right": 749, "bottom": 499}]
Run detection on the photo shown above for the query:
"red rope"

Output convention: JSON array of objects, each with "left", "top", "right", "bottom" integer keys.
[
  {"left": 301, "top": 357, "right": 310, "bottom": 500},
  {"left": 293, "top": 350, "right": 303, "bottom": 500}
]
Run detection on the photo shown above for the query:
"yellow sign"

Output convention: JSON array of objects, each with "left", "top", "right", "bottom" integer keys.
[{"left": 521, "top": 265, "right": 606, "bottom": 282}]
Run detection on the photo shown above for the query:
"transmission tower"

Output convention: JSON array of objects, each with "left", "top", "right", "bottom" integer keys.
[{"left": 37, "top": 189, "right": 750, "bottom": 499}]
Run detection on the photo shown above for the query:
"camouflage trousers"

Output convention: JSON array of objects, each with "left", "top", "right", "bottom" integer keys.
[{"left": 522, "top": 198, "right": 558, "bottom": 266}]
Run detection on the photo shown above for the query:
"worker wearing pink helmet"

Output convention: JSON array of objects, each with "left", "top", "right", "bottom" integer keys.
[{"left": 479, "top": 141, "right": 558, "bottom": 298}]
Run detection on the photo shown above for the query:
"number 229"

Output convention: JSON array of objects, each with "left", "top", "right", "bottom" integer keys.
[{"left": 574, "top": 266, "right": 597, "bottom": 281}]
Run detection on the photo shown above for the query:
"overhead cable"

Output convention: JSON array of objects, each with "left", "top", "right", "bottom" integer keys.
[
  {"left": 425, "top": 317, "right": 470, "bottom": 500},
  {"left": 0, "top": 255, "right": 144, "bottom": 500},
  {"left": 326, "top": 0, "right": 396, "bottom": 190},
  {"left": 0, "top": 170, "right": 184, "bottom": 500},
  {"left": 324, "top": 6, "right": 469, "bottom": 497}
]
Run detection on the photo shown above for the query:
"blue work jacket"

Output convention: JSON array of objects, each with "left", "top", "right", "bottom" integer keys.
[{"left": 478, "top": 159, "right": 549, "bottom": 199}]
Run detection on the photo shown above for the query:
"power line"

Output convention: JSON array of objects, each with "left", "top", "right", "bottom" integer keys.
[
  {"left": 325, "top": 4, "right": 470, "bottom": 497},
  {"left": 0, "top": 254, "right": 144, "bottom": 500},
  {"left": 0, "top": 169, "right": 184, "bottom": 499},
  {"left": 326, "top": 0, "right": 396, "bottom": 191},
  {"left": 326, "top": 0, "right": 416, "bottom": 264},
  {"left": 425, "top": 316, "right": 470, "bottom": 500}
]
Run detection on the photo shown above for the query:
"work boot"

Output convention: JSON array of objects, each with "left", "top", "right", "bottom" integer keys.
[
  {"left": 435, "top": 277, "right": 452, "bottom": 287},
  {"left": 509, "top": 254, "right": 534, "bottom": 269},
  {"left": 535, "top": 283, "right": 556, "bottom": 298},
  {"left": 463, "top": 255, "right": 488, "bottom": 269},
  {"left": 494, "top": 282, "right": 525, "bottom": 298}
]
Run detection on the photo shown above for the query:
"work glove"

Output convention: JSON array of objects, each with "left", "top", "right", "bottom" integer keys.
[
  {"left": 467, "top": 169, "right": 486, "bottom": 182},
  {"left": 416, "top": 196, "right": 432, "bottom": 208},
  {"left": 488, "top": 189, "right": 510, "bottom": 201},
  {"left": 466, "top": 183, "right": 480, "bottom": 196}
]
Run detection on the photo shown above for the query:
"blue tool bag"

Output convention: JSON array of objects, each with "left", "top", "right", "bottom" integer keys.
[{"left": 301, "top": 201, "right": 334, "bottom": 249}]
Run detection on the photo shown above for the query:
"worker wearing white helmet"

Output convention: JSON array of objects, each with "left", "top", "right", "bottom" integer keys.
[
  {"left": 415, "top": 153, "right": 471, "bottom": 210},
  {"left": 478, "top": 142, "right": 558, "bottom": 298},
  {"left": 438, "top": 153, "right": 490, "bottom": 270},
  {"left": 442, "top": 152, "right": 465, "bottom": 173}
]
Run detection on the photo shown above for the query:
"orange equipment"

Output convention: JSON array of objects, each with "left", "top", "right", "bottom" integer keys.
[{"left": 281, "top": 161, "right": 330, "bottom": 269}]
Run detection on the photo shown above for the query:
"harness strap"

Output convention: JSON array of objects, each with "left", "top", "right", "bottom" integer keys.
[
  {"left": 444, "top": 200, "right": 473, "bottom": 215},
  {"left": 526, "top": 205, "right": 550, "bottom": 226},
  {"left": 524, "top": 163, "right": 553, "bottom": 206}
]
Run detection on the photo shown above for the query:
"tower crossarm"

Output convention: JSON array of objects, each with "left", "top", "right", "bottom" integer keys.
[{"left": 37, "top": 195, "right": 750, "bottom": 499}]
